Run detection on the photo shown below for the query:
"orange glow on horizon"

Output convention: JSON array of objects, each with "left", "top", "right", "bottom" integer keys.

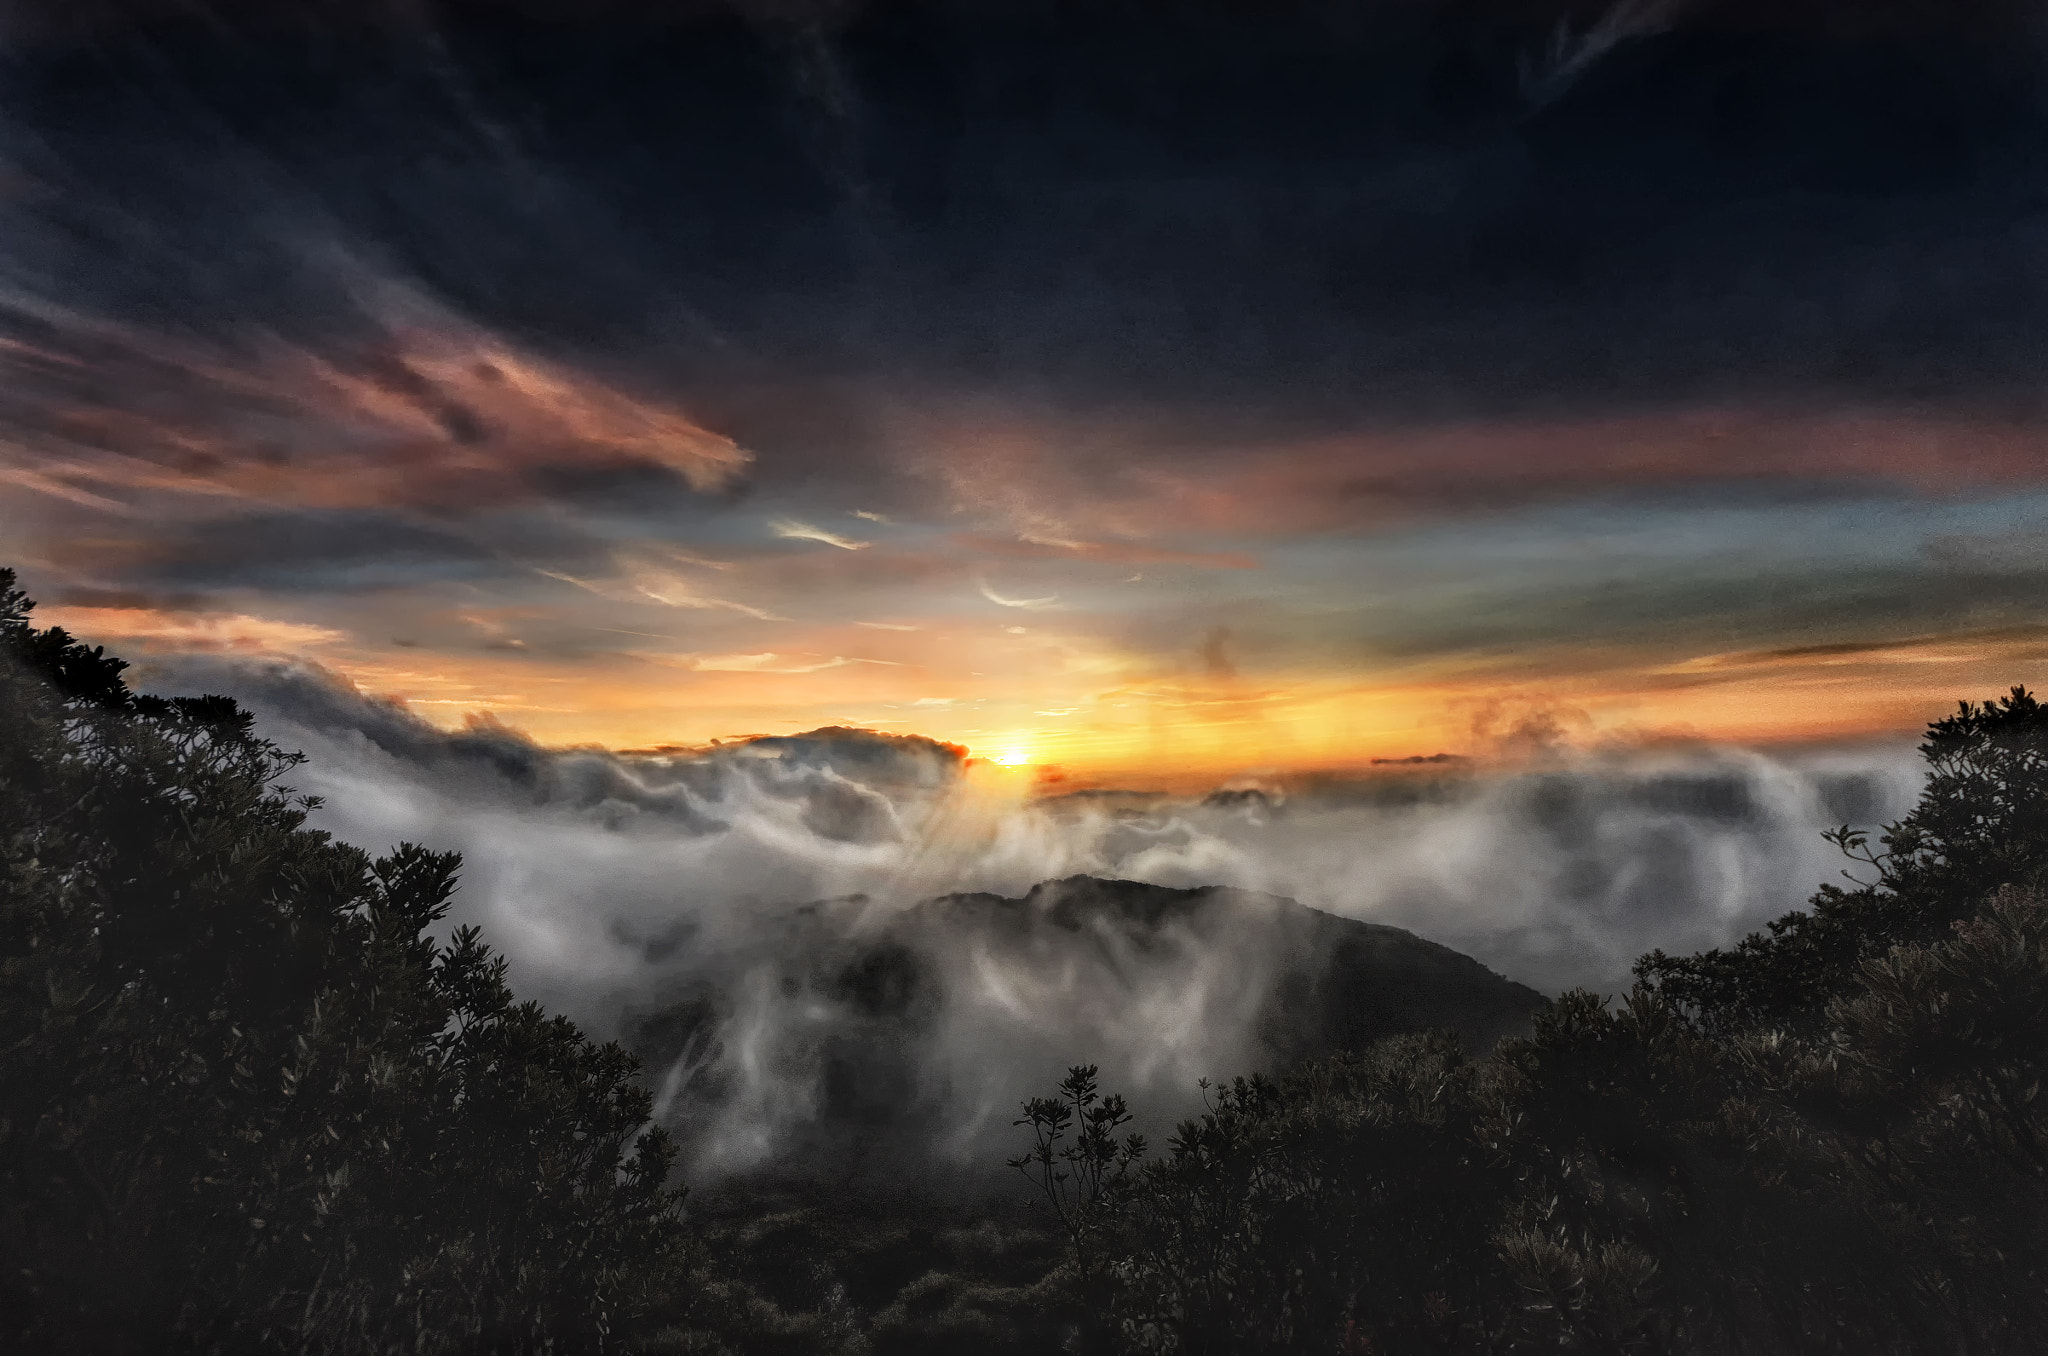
[{"left": 77, "top": 601, "right": 2048, "bottom": 788}]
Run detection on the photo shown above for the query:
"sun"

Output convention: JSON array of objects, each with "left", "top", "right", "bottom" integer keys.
[{"left": 992, "top": 746, "right": 1034, "bottom": 767}]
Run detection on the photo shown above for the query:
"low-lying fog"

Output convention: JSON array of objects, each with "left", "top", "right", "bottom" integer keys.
[{"left": 153, "top": 658, "right": 1924, "bottom": 1183}]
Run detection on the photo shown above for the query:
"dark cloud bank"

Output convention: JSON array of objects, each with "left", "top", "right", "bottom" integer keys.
[
  {"left": 14, "top": 0, "right": 2048, "bottom": 633},
  {"left": 160, "top": 657, "right": 1924, "bottom": 1186},
  {"left": 7, "top": 0, "right": 2048, "bottom": 443}
]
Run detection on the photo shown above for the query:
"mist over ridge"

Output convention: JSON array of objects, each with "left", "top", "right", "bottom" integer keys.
[{"left": 147, "top": 654, "right": 1924, "bottom": 1181}]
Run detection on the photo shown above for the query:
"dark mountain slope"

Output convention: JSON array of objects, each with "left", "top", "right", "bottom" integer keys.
[
  {"left": 627, "top": 875, "right": 1542, "bottom": 1187},
  {"left": 928, "top": 876, "right": 1543, "bottom": 1062}
]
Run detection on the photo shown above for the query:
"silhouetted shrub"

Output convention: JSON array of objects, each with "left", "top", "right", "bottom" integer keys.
[
  {"left": 1020, "top": 687, "right": 2048, "bottom": 1355},
  {"left": 0, "top": 570, "right": 686, "bottom": 1354},
  {"left": 1638, "top": 685, "right": 2048, "bottom": 1035}
]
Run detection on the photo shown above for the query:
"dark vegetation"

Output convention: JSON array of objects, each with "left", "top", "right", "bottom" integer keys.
[
  {"left": 0, "top": 571, "right": 686, "bottom": 1354},
  {"left": 4, "top": 566, "right": 2044, "bottom": 1353},
  {"left": 1010, "top": 689, "right": 2048, "bottom": 1355}
]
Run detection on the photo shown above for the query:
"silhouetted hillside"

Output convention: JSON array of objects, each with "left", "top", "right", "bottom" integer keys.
[
  {"left": 626, "top": 875, "right": 1541, "bottom": 1192},
  {"left": 929, "top": 876, "right": 1543, "bottom": 1061}
]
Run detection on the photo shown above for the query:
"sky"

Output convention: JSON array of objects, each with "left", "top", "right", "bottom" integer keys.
[{"left": 7, "top": 0, "right": 2048, "bottom": 786}]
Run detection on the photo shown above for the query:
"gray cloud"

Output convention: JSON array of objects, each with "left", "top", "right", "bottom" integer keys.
[{"left": 8, "top": 1, "right": 2048, "bottom": 434}]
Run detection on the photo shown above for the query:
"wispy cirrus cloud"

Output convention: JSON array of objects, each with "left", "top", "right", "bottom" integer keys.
[
  {"left": 898, "top": 404, "right": 2048, "bottom": 540},
  {"left": 1519, "top": 0, "right": 1693, "bottom": 109},
  {"left": 35, "top": 605, "right": 345, "bottom": 653},
  {"left": 686, "top": 652, "right": 901, "bottom": 674},
  {"left": 539, "top": 557, "right": 783, "bottom": 622},
  {"left": 771, "top": 518, "right": 869, "bottom": 550},
  {"left": 0, "top": 288, "right": 751, "bottom": 518},
  {"left": 960, "top": 532, "right": 1258, "bottom": 570},
  {"left": 1660, "top": 627, "right": 2048, "bottom": 676},
  {"left": 977, "top": 579, "right": 1060, "bottom": 610}
]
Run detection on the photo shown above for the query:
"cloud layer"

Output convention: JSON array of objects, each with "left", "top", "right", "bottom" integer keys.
[
  {"left": 0, "top": 7, "right": 2027, "bottom": 1187},
  {"left": 162, "top": 657, "right": 1925, "bottom": 1182}
]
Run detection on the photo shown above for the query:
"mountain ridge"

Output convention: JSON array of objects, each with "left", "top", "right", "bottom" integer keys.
[
  {"left": 920, "top": 875, "right": 1545, "bottom": 1061},
  {"left": 626, "top": 874, "right": 1545, "bottom": 1185}
]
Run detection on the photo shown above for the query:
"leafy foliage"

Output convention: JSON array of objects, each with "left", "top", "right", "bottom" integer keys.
[
  {"left": 636, "top": 1198, "right": 1078, "bottom": 1356},
  {"left": 1637, "top": 685, "right": 2048, "bottom": 1034},
  {"left": 1113, "top": 1034, "right": 1503, "bottom": 1354},
  {"left": 0, "top": 569, "right": 686, "bottom": 1354},
  {"left": 1016, "top": 686, "right": 2048, "bottom": 1355},
  {"left": 1008, "top": 1065, "right": 1147, "bottom": 1286}
]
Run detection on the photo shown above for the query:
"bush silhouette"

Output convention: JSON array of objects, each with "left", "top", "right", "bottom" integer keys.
[
  {"left": 1017, "top": 687, "right": 2048, "bottom": 1355},
  {"left": 1638, "top": 685, "right": 2048, "bottom": 1035},
  {"left": 0, "top": 570, "right": 687, "bottom": 1354}
]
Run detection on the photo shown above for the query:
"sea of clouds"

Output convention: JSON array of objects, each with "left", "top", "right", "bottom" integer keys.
[{"left": 151, "top": 657, "right": 1925, "bottom": 1183}]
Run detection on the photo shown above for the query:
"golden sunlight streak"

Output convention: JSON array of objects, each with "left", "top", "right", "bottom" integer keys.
[{"left": 91, "top": 603, "right": 2048, "bottom": 790}]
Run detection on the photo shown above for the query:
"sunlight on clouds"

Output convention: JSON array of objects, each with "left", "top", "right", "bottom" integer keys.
[
  {"left": 0, "top": 289, "right": 752, "bottom": 515},
  {"left": 1658, "top": 630, "right": 2048, "bottom": 674},
  {"left": 0, "top": 467, "right": 132, "bottom": 513},
  {"left": 37, "top": 606, "right": 345, "bottom": 653},
  {"left": 538, "top": 562, "right": 781, "bottom": 621},
  {"left": 978, "top": 579, "right": 1060, "bottom": 610},
  {"left": 689, "top": 653, "right": 898, "bottom": 674},
  {"left": 771, "top": 519, "right": 870, "bottom": 550},
  {"left": 62, "top": 584, "right": 2048, "bottom": 787}
]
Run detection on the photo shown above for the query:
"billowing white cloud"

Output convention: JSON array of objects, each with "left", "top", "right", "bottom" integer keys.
[{"left": 153, "top": 656, "right": 1924, "bottom": 1187}]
